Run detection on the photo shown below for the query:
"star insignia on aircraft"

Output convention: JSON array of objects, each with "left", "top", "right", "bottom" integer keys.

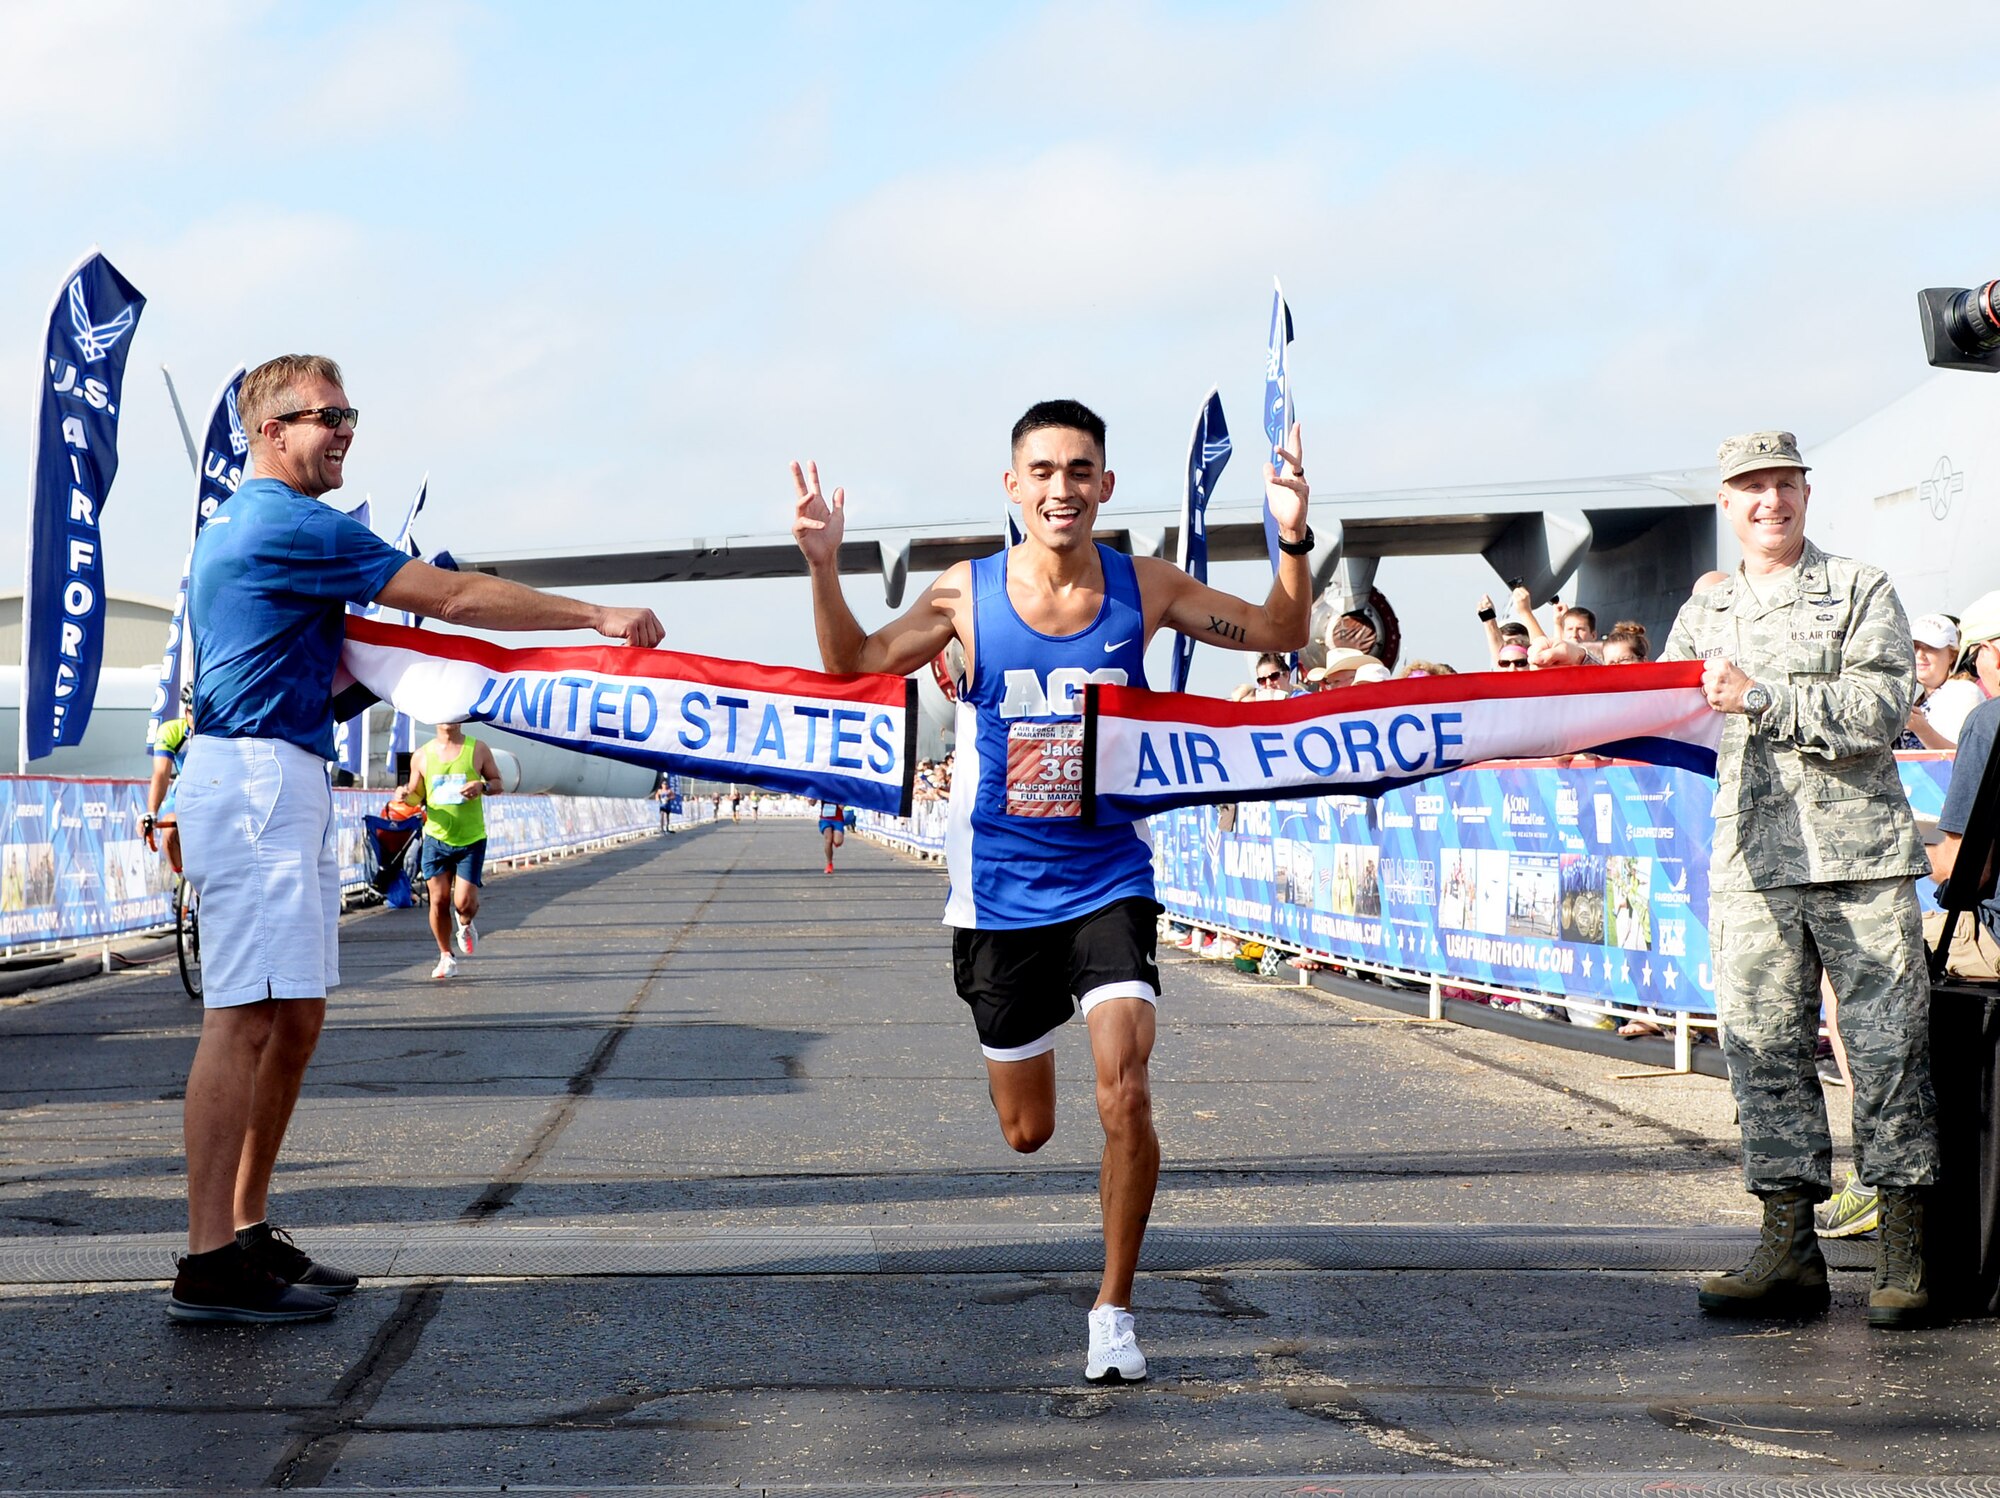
[{"left": 1920, "top": 456, "right": 1965, "bottom": 520}]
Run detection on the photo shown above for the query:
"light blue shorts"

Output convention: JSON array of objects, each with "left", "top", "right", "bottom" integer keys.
[{"left": 177, "top": 736, "right": 340, "bottom": 1009}]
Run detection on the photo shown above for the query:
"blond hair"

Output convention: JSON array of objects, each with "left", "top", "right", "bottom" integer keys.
[{"left": 239, "top": 355, "right": 345, "bottom": 442}]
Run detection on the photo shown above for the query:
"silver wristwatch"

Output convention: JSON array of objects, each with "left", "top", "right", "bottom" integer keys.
[{"left": 1742, "top": 682, "right": 1772, "bottom": 717}]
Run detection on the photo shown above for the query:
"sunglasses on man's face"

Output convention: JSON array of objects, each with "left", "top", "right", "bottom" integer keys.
[{"left": 273, "top": 406, "right": 360, "bottom": 430}]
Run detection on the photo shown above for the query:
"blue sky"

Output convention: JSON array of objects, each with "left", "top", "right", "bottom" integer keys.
[{"left": 8, "top": 1, "right": 2000, "bottom": 689}]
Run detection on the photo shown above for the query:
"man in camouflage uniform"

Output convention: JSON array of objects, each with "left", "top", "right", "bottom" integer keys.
[{"left": 1665, "top": 431, "right": 1937, "bottom": 1329}]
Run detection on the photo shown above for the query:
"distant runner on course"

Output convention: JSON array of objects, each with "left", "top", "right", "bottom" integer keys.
[
  {"left": 792, "top": 398, "right": 1313, "bottom": 1384},
  {"left": 817, "top": 800, "right": 847, "bottom": 874},
  {"left": 404, "top": 719, "right": 503, "bottom": 980}
]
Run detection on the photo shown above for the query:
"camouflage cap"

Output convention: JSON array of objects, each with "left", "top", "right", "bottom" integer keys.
[{"left": 1717, "top": 430, "right": 1810, "bottom": 482}]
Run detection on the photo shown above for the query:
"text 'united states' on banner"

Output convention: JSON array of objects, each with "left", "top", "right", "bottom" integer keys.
[
  {"left": 1081, "top": 663, "right": 1723, "bottom": 821},
  {"left": 333, "top": 617, "right": 917, "bottom": 815}
]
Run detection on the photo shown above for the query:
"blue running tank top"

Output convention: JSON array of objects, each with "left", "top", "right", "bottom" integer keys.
[{"left": 943, "top": 543, "right": 1155, "bottom": 929}]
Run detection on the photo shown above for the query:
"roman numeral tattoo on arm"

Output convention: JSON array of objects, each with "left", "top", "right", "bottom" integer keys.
[{"left": 1207, "top": 614, "right": 1247, "bottom": 644}]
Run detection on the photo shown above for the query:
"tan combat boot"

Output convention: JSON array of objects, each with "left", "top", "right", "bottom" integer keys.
[
  {"left": 1867, "top": 1187, "right": 1931, "bottom": 1330},
  {"left": 1697, "top": 1189, "right": 1831, "bottom": 1317}
]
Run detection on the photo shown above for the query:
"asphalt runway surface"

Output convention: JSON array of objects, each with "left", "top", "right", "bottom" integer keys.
[{"left": 1, "top": 817, "right": 1996, "bottom": 1494}]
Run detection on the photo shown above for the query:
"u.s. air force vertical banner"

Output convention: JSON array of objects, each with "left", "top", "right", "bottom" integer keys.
[
  {"left": 1260, "top": 278, "right": 1295, "bottom": 575},
  {"left": 22, "top": 249, "right": 145, "bottom": 763},
  {"left": 333, "top": 617, "right": 917, "bottom": 815},
  {"left": 1083, "top": 663, "right": 1722, "bottom": 820},
  {"left": 148, "top": 364, "right": 245, "bottom": 747}
]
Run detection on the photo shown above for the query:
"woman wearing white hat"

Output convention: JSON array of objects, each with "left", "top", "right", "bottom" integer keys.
[{"left": 1908, "top": 611, "right": 1985, "bottom": 748}]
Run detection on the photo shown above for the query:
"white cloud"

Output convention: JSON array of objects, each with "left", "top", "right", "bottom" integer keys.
[
  {"left": 812, "top": 142, "right": 1306, "bottom": 324},
  {"left": 0, "top": 0, "right": 469, "bottom": 164},
  {"left": 0, "top": 0, "right": 253, "bottom": 159},
  {"left": 1730, "top": 88, "right": 2000, "bottom": 213},
  {"left": 298, "top": 2, "right": 471, "bottom": 135}
]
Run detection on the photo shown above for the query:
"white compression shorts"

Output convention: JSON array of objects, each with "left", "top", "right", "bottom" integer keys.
[{"left": 177, "top": 736, "right": 341, "bottom": 1008}]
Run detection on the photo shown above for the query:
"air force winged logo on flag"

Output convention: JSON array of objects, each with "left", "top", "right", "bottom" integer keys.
[
  {"left": 23, "top": 249, "right": 146, "bottom": 764},
  {"left": 67, "top": 275, "right": 137, "bottom": 363},
  {"left": 1171, "top": 389, "right": 1230, "bottom": 693},
  {"left": 225, "top": 386, "right": 249, "bottom": 456}
]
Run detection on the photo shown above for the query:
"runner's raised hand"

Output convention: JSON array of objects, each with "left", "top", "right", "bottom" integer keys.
[
  {"left": 792, "top": 460, "right": 846, "bottom": 571},
  {"left": 1263, "top": 421, "right": 1309, "bottom": 536}
]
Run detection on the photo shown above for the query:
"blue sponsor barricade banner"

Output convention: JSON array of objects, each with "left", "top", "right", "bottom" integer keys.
[
  {"left": 856, "top": 799, "right": 949, "bottom": 857},
  {"left": 23, "top": 250, "right": 146, "bottom": 762},
  {"left": 0, "top": 780, "right": 174, "bottom": 944},
  {"left": 1147, "top": 754, "right": 1958, "bottom": 1016},
  {"left": 0, "top": 780, "right": 659, "bottom": 949},
  {"left": 1149, "top": 762, "right": 1717, "bottom": 1012}
]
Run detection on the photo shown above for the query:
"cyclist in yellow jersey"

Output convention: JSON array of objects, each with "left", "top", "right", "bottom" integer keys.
[
  {"left": 145, "top": 689, "right": 195, "bottom": 872},
  {"left": 404, "top": 720, "right": 503, "bottom": 979}
]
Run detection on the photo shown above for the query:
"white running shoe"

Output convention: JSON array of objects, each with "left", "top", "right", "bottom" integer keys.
[
  {"left": 455, "top": 916, "right": 476, "bottom": 956},
  {"left": 432, "top": 952, "right": 459, "bottom": 980},
  {"left": 1084, "top": 1304, "right": 1147, "bottom": 1384}
]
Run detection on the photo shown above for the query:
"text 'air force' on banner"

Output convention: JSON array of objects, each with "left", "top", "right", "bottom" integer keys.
[{"left": 1082, "top": 664, "right": 1723, "bottom": 820}]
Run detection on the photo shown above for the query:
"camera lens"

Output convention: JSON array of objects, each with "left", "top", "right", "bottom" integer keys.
[{"left": 1946, "top": 281, "right": 2000, "bottom": 355}]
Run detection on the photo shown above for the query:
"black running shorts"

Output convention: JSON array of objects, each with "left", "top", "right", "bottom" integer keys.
[{"left": 951, "top": 896, "right": 1163, "bottom": 1061}]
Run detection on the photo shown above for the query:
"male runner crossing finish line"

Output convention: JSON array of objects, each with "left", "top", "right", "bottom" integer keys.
[{"left": 793, "top": 399, "right": 1312, "bottom": 1382}]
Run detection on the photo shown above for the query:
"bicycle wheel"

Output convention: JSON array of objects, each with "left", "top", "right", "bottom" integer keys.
[{"left": 176, "top": 880, "right": 202, "bottom": 1002}]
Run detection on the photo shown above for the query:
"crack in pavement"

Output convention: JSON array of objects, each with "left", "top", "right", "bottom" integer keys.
[{"left": 263, "top": 838, "right": 748, "bottom": 1490}]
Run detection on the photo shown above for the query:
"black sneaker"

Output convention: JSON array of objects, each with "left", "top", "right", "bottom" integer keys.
[
  {"left": 237, "top": 1221, "right": 361, "bottom": 1297},
  {"left": 169, "top": 1243, "right": 337, "bottom": 1324}
]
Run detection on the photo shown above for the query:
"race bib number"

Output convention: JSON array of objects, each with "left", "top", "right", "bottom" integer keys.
[
  {"left": 431, "top": 773, "right": 468, "bottom": 806},
  {"left": 1006, "top": 720, "right": 1084, "bottom": 818}
]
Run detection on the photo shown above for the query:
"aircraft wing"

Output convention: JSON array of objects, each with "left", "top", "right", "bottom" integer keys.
[{"left": 454, "top": 469, "right": 1713, "bottom": 607}]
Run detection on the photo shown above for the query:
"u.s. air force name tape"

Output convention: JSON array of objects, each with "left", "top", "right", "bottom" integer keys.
[
  {"left": 1082, "top": 662, "right": 1721, "bottom": 820},
  {"left": 334, "top": 617, "right": 916, "bottom": 816}
]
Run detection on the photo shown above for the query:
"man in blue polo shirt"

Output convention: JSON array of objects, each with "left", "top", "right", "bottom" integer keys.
[
  {"left": 171, "top": 354, "right": 663, "bottom": 1324},
  {"left": 1928, "top": 592, "right": 2000, "bottom": 977}
]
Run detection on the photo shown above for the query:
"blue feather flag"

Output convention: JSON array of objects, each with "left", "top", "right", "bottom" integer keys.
[
  {"left": 1171, "top": 389, "right": 1230, "bottom": 693},
  {"left": 1261, "top": 277, "right": 1296, "bottom": 574},
  {"left": 22, "top": 249, "right": 146, "bottom": 761}
]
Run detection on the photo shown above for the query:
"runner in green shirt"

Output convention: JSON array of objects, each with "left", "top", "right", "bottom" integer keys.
[{"left": 405, "top": 721, "right": 503, "bottom": 979}]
